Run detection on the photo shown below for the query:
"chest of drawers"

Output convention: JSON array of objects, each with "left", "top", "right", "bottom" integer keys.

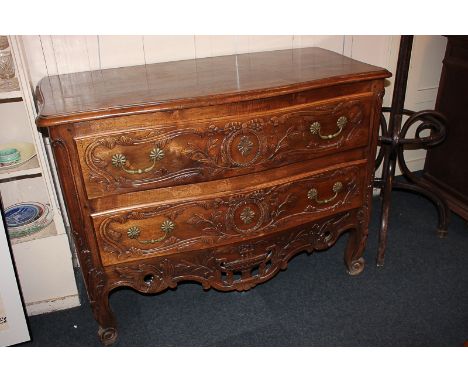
[{"left": 36, "top": 47, "right": 390, "bottom": 345}]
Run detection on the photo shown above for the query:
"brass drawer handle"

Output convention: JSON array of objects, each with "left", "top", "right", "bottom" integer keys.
[
  {"left": 127, "top": 220, "right": 175, "bottom": 244},
  {"left": 111, "top": 147, "right": 165, "bottom": 174},
  {"left": 308, "top": 182, "right": 343, "bottom": 204},
  {"left": 310, "top": 116, "right": 348, "bottom": 140}
]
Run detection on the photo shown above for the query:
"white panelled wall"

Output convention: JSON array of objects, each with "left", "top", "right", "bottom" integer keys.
[{"left": 20, "top": 35, "right": 447, "bottom": 174}]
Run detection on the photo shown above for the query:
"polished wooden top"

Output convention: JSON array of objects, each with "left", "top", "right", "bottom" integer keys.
[{"left": 36, "top": 47, "right": 390, "bottom": 127}]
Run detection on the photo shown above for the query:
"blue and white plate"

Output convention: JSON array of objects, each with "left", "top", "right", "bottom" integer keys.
[
  {"left": 7, "top": 203, "right": 53, "bottom": 240},
  {"left": 5, "top": 202, "right": 44, "bottom": 228}
]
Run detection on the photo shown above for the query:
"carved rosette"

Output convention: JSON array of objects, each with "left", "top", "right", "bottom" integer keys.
[
  {"left": 220, "top": 120, "right": 266, "bottom": 168},
  {"left": 227, "top": 193, "right": 267, "bottom": 234}
]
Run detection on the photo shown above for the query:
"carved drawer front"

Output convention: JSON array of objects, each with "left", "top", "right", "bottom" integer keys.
[
  {"left": 92, "top": 162, "right": 367, "bottom": 266},
  {"left": 76, "top": 94, "right": 374, "bottom": 199}
]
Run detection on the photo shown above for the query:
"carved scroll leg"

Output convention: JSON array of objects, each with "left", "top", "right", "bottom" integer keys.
[
  {"left": 93, "top": 289, "right": 118, "bottom": 346},
  {"left": 344, "top": 224, "right": 367, "bottom": 276}
]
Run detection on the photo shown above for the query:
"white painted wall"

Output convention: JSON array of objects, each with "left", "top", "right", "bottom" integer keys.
[{"left": 20, "top": 35, "right": 447, "bottom": 173}]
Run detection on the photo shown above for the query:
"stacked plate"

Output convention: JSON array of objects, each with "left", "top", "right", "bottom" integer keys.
[
  {"left": 5, "top": 202, "right": 53, "bottom": 239},
  {"left": 0, "top": 142, "right": 36, "bottom": 170},
  {"left": 0, "top": 147, "right": 21, "bottom": 165}
]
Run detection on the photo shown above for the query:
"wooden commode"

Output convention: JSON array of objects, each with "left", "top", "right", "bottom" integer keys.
[{"left": 36, "top": 47, "right": 390, "bottom": 345}]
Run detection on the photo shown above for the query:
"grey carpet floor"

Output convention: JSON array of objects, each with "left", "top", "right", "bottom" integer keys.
[{"left": 17, "top": 189, "right": 468, "bottom": 346}]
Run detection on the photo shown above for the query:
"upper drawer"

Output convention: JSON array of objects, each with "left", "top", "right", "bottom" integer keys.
[{"left": 75, "top": 93, "right": 374, "bottom": 199}]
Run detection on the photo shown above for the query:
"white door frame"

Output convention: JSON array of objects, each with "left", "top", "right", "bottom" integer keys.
[{"left": 0, "top": 205, "right": 30, "bottom": 346}]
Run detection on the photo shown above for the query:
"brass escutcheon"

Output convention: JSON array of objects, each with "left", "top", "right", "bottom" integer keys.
[
  {"left": 308, "top": 181, "right": 343, "bottom": 204},
  {"left": 310, "top": 116, "right": 348, "bottom": 140},
  {"left": 127, "top": 219, "right": 175, "bottom": 244},
  {"left": 111, "top": 147, "right": 164, "bottom": 175},
  {"left": 240, "top": 206, "right": 256, "bottom": 224}
]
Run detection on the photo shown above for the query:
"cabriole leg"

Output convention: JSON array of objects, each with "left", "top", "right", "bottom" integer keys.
[
  {"left": 92, "top": 289, "right": 118, "bottom": 346},
  {"left": 344, "top": 224, "right": 367, "bottom": 276}
]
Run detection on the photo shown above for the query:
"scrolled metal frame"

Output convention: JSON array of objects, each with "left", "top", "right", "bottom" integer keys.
[{"left": 373, "top": 36, "right": 450, "bottom": 267}]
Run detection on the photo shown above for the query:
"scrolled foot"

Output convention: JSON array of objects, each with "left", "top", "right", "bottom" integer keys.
[
  {"left": 437, "top": 228, "right": 448, "bottom": 238},
  {"left": 98, "top": 326, "right": 118, "bottom": 346},
  {"left": 376, "top": 257, "right": 385, "bottom": 267},
  {"left": 347, "top": 257, "right": 365, "bottom": 276}
]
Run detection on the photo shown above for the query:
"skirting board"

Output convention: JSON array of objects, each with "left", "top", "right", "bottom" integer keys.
[{"left": 25, "top": 294, "right": 80, "bottom": 316}]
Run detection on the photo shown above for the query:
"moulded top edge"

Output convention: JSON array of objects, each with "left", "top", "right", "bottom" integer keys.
[{"left": 36, "top": 47, "right": 391, "bottom": 128}]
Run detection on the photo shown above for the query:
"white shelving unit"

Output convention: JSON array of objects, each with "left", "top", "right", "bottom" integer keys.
[
  {"left": 0, "top": 36, "right": 79, "bottom": 316},
  {"left": 0, "top": 90, "right": 22, "bottom": 100},
  {"left": 0, "top": 156, "right": 41, "bottom": 180}
]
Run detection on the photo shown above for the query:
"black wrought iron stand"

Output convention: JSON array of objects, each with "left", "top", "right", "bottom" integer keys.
[{"left": 374, "top": 35, "right": 449, "bottom": 266}]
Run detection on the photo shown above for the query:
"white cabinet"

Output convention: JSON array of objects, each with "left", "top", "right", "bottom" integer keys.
[
  {"left": 0, "top": 36, "right": 79, "bottom": 316},
  {"left": 0, "top": 208, "right": 29, "bottom": 346}
]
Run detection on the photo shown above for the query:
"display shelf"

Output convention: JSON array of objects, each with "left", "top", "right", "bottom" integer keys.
[
  {"left": 0, "top": 177, "right": 58, "bottom": 244},
  {"left": 0, "top": 156, "right": 41, "bottom": 181},
  {"left": 0, "top": 90, "right": 22, "bottom": 102},
  {"left": 10, "top": 220, "right": 57, "bottom": 245},
  {"left": 0, "top": 77, "right": 21, "bottom": 102}
]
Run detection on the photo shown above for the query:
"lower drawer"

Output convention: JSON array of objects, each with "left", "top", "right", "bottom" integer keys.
[{"left": 92, "top": 161, "right": 367, "bottom": 266}]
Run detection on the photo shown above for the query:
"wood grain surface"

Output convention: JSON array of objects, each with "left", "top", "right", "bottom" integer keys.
[{"left": 36, "top": 47, "right": 389, "bottom": 127}]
